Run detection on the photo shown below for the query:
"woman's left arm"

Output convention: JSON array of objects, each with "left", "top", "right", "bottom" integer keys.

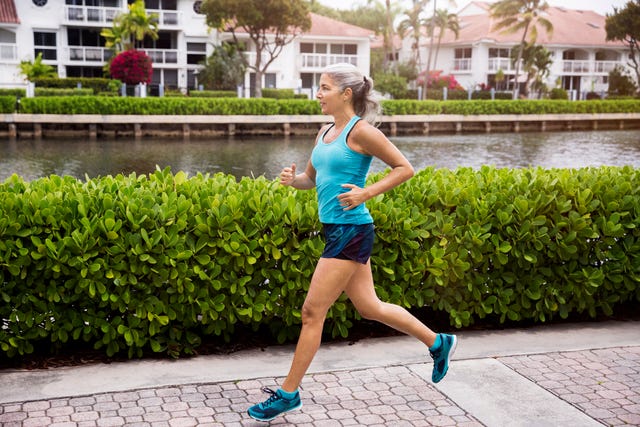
[{"left": 339, "top": 123, "right": 414, "bottom": 209}]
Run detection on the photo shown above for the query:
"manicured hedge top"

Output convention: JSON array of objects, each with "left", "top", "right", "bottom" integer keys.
[{"left": 6, "top": 96, "right": 640, "bottom": 115}]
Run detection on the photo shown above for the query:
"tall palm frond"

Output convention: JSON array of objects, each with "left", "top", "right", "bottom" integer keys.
[{"left": 490, "top": 0, "right": 553, "bottom": 98}]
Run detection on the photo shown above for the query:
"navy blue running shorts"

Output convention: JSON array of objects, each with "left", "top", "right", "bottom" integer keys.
[{"left": 321, "top": 223, "right": 375, "bottom": 264}]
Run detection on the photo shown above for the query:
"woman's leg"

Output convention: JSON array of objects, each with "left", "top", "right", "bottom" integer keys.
[
  {"left": 281, "top": 257, "right": 360, "bottom": 392},
  {"left": 344, "top": 260, "right": 438, "bottom": 347}
]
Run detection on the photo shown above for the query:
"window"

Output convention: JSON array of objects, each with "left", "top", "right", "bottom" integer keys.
[
  {"left": 489, "top": 48, "right": 510, "bottom": 58},
  {"left": 139, "top": 0, "right": 177, "bottom": 9},
  {"left": 455, "top": 48, "right": 472, "bottom": 59},
  {"left": 67, "top": 29, "right": 102, "bottom": 47},
  {"left": 187, "top": 42, "right": 206, "bottom": 65},
  {"left": 34, "top": 31, "right": 57, "bottom": 60},
  {"left": 301, "top": 72, "right": 321, "bottom": 88}
]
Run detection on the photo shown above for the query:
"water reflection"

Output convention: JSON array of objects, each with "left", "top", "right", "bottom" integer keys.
[{"left": 1, "top": 130, "right": 639, "bottom": 182}]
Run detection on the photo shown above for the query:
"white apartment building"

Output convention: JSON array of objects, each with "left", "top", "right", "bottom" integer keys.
[
  {"left": 0, "top": 0, "right": 374, "bottom": 96},
  {"left": 400, "top": 1, "right": 631, "bottom": 98}
]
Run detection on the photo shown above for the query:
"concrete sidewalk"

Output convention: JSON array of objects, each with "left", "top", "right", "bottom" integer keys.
[{"left": 0, "top": 320, "right": 638, "bottom": 426}]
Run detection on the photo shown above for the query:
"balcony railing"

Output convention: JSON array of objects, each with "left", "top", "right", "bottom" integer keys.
[
  {"left": 67, "top": 46, "right": 113, "bottom": 63},
  {"left": 148, "top": 9, "right": 181, "bottom": 27},
  {"left": 562, "top": 60, "right": 590, "bottom": 74},
  {"left": 299, "top": 53, "right": 359, "bottom": 68},
  {"left": 64, "top": 6, "right": 121, "bottom": 25},
  {"left": 0, "top": 43, "right": 17, "bottom": 61},
  {"left": 594, "top": 60, "right": 622, "bottom": 73},
  {"left": 487, "top": 57, "right": 513, "bottom": 72},
  {"left": 453, "top": 58, "right": 472, "bottom": 71},
  {"left": 142, "top": 49, "right": 178, "bottom": 64}
]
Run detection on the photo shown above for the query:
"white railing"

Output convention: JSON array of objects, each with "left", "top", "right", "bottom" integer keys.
[
  {"left": 147, "top": 9, "right": 181, "bottom": 27},
  {"left": 487, "top": 57, "right": 513, "bottom": 72},
  {"left": 142, "top": 49, "right": 178, "bottom": 64},
  {"left": 594, "top": 60, "right": 623, "bottom": 73},
  {"left": 299, "top": 53, "right": 359, "bottom": 68},
  {"left": 67, "top": 46, "right": 112, "bottom": 63},
  {"left": 64, "top": 6, "right": 121, "bottom": 25},
  {"left": 0, "top": 43, "right": 17, "bottom": 61},
  {"left": 562, "top": 60, "right": 590, "bottom": 73},
  {"left": 453, "top": 58, "right": 472, "bottom": 71}
]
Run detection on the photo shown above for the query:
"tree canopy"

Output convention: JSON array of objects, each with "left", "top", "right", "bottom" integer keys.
[
  {"left": 605, "top": 0, "right": 640, "bottom": 92},
  {"left": 200, "top": 0, "right": 311, "bottom": 98},
  {"left": 490, "top": 0, "right": 553, "bottom": 98},
  {"left": 101, "top": 0, "right": 159, "bottom": 53}
]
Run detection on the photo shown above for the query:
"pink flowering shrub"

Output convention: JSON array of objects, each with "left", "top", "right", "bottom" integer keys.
[
  {"left": 417, "top": 70, "right": 464, "bottom": 90},
  {"left": 110, "top": 49, "right": 152, "bottom": 85}
]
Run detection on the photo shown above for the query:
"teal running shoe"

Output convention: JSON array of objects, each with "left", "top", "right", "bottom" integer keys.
[
  {"left": 247, "top": 387, "right": 302, "bottom": 422},
  {"left": 430, "top": 333, "right": 457, "bottom": 383}
]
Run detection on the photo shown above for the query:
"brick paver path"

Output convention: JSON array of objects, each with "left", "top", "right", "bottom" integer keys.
[
  {"left": 1, "top": 347, "right": 638, "bottom": 426},
  {"left": 500, "top": 346, "right": 640, "bottom": 427}
]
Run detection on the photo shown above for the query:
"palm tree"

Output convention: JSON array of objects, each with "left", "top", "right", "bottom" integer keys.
[
  {"left": 101, "top": 0, "right": 159, "bottom": 53},
  {"left": 422, "top": 0, "right": 456, "bottom": 99},
  {"left": 490, "top": 0, "right": 553, "bottom": 99},
  {"left": 432, "top": 9, "right": 460, "bottom": 70},
  {"left": 396, "top": 0, "right": 430, "bottom": 69},
  {"left": 365, "top": 0, "right": 402, "bottom": 72}
]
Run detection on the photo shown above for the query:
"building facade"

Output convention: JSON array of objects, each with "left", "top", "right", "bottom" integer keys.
[
  {"left": 0, "top": 0, "right": 373, "bottom": 97},
  {"left": 400, "top": 1, "right": 631, "bottom": 98}
]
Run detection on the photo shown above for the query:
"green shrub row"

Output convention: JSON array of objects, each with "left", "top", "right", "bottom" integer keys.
[
  {"left": 188, "top": 90, "right": 237, "bottom": 98},
  {"left": 0, "top": 95, "right": 16, "bottom": 113},
  {"left": 32, "top": 77, "right": 117, "bottom": 94},
  {"left": 35, "top": 88, "right": 94, "bottom": 97},
  {"left": 14, "top": 96, "right": 640, "bottom": 115},
  {"left": 1, "top": 166, "right": 638, "bottom": 359}
]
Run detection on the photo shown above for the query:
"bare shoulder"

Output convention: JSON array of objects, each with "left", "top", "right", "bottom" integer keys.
[{"left": 348, "top": 120, "right": 391, "bottom": 155}]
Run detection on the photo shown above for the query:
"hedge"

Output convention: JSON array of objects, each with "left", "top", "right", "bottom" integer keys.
[
  {"left": 1, "top": 166, "right": 639, "bottom": 360},
  {"left": 15, "top": 97, "right": 640, "bottom": 115}
]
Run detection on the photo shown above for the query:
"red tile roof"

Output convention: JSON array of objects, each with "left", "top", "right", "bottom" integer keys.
[
  {"left": 0, "top": 0, "right": 19, "bottom": 24},
  {"left": 307, "top": 13, "right": 375, "bottom": 38},
  {"left": 438, "top": 2, "right": 624, "bottom": 48},
  {"left": 225, "top": 12, "right": 375, "bottom": 41}
]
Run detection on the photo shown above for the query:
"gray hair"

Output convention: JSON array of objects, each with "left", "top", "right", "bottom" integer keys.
[{"left": 321, "top": 63, "right": 382, "bottom": 124}]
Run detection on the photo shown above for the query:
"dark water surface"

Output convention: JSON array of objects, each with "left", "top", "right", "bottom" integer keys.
[{"left": 1, "top": 130, "right": 639, "bottom": 182}]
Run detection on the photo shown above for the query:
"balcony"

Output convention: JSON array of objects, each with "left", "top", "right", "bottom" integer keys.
[
  {"left": 453, "top": 58, "right": 472, "bottom": 72},
  {"left": 299, "top": 53, "right": 359, "bottom": 69},
  {"left": 148, "top": 9, "right": 182, "bottom": 27},
  {"left": 64, "top": 6, "right": 121, "bottom": 26},
  {"left": 487, "top": 57, "right": 513, "bottom": 72},
  {"left": 594, "top": 60, "right": 623, "bottom": 74},
  {"left": 0, "top": 43, "right": 17, "bottom": 61},
  {"left": 67, "top": 46, "right": 113, "bottom": 63},
  {"left": 562, "top": 60, "right": 590, "bottom": 74},
  {"left": 142, "top": 49, "right": 178, "bottom": 64}
]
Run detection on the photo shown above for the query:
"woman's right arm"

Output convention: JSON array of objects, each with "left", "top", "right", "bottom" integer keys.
[{"left": 280, "top": 160, "right": 316, "bottom": 189}]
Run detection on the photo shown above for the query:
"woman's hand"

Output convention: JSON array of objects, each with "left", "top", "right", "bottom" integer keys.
[
  {"left": 280, "top": 163, "right": 297, "bottom": 186},
  {"left": 338, "top": 184, "right": 370, "bottom": 210}
]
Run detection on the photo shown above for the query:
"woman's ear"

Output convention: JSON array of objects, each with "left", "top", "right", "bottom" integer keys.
[{"left": 343, "top": 87, "right": 353, "bottom": 101}]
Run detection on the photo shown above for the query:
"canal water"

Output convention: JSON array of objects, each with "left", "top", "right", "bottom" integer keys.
[{"left": 1, "top": 130, "right": 639, "bottom": 182}]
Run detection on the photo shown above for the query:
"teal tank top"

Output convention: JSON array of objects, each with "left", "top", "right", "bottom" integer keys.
[{"left": 311, "top": 115, "right": 373, "bottom": 225}]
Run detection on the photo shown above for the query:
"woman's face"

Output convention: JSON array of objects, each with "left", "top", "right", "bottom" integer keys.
[{"left": 316, "top": 73, "right": 345, "bottom": 115}]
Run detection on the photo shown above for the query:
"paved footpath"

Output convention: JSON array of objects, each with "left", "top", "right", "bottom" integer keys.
[{"left": 0, "top": 320, "right": 638, "bottom": 427}]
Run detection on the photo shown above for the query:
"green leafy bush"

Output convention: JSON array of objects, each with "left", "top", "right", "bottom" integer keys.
[
  {"left": 32, "top": 77, "right": 116, "bottom": 94},
  {"left": 1, "top": 166, "right": 638, "bottom": 360},
  {"left": 34, "top": 88, "right": 94, "bottom": 97},
  {"left": 189, "top": 90, "right": 237, "bottom": 98},
  {"left": 17, "top": 96, "right": 640, "bottom": 116},
  {"left": 0, "top": 96, "right": 16, "bottom": 113}
]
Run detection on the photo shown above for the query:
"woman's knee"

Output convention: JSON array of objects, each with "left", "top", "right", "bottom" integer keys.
[{"left": 300, "top": 301, "right": 326, "bottom": 325}]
